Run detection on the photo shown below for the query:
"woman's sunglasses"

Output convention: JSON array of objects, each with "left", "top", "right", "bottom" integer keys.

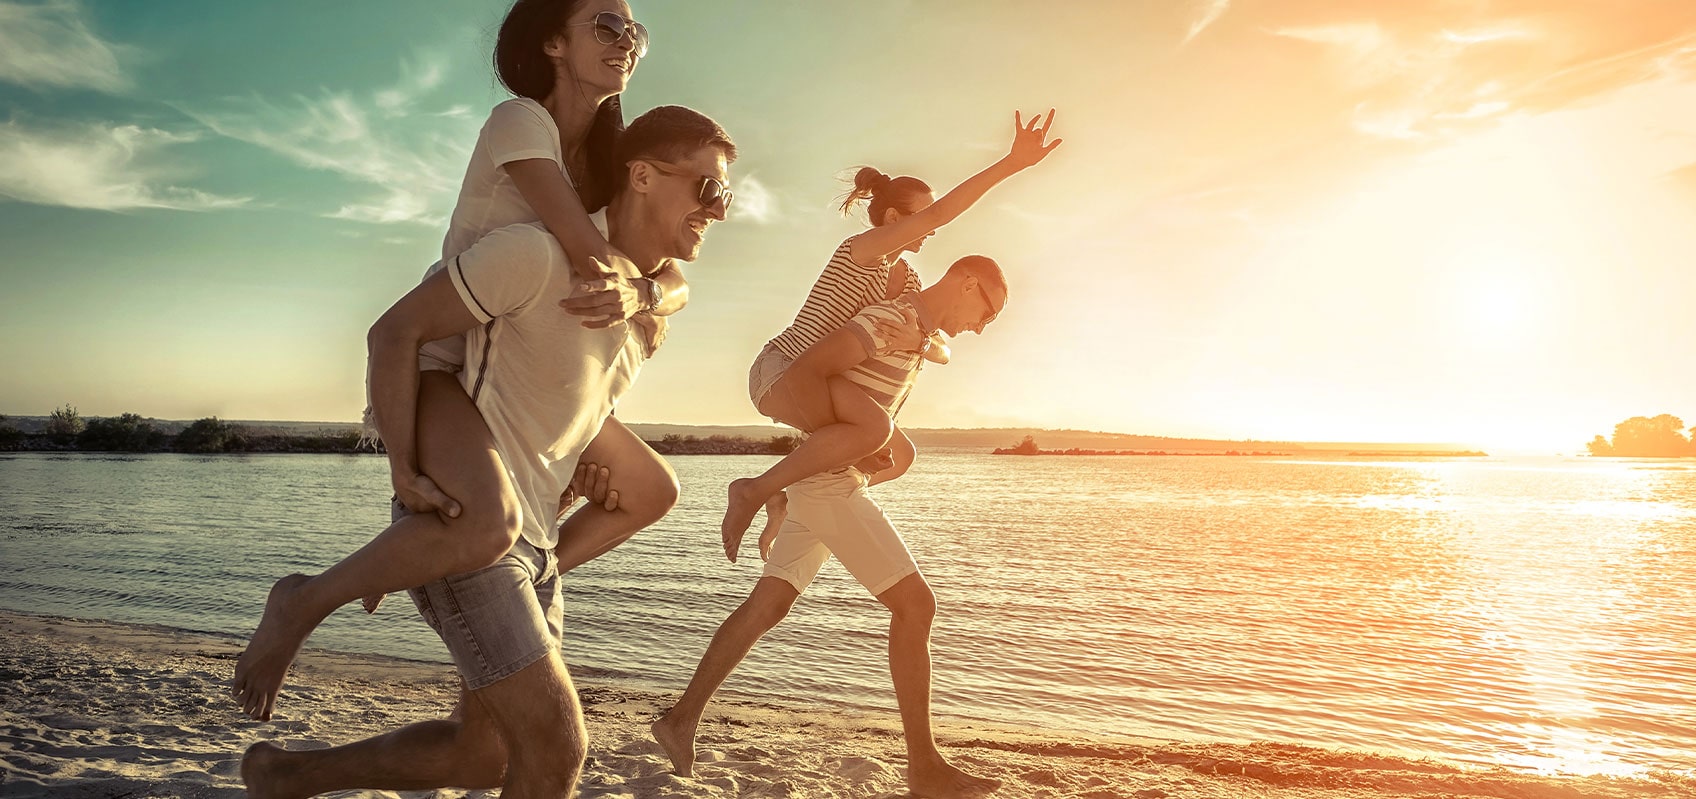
[
  {"left": 638, "top": 159, "right": 733, "bottom": 211},
  {"left": 575, "top": 11, "right": 649, "bottom": 59}
]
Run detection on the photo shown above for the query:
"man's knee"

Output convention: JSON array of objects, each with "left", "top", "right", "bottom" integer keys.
[
  {"left": 741, "top": 578, "right": 800, "bottom": 630},
  {"left": 478, "top": 655, "right": 586, "bottom": 786},
  {"left": 882, "top": 576, "right": 936, "bottom": 625}
]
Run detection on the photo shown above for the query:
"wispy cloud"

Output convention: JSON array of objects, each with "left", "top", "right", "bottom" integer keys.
[
  {"left": 1262, "top": 2, "right": 1696, "bottom": 141},
  {"left": 181, "top": 56, "right": 473, "bottom": 226},
  {"left": 0, "top": 119, "right": 249, "bottom": 211},
  {"left": 729, "top": 174, "right": 779, "bottom": 224},
  {"left": 1183, "top": 0, "right": 1232, "bottom": 46},
  {"left": 0, "top": 0, "right": 127, "bottom": 92}
]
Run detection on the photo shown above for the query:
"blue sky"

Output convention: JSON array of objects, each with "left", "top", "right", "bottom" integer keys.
[{"left": 4, "top": 0, "right": 1696, "bottom": 449}]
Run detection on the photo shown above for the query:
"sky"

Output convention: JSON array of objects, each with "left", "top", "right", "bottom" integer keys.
[{"left": 2, "top": 0, "right": 1694, "bottom": 451}]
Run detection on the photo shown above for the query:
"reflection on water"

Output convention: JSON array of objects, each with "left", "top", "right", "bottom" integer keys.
[{"left": 0, "top": 451, "right": 1690, "bottom": 778}]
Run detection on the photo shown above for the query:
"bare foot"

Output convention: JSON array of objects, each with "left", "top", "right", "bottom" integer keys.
[
  {"left": 909, "top": 759, "right": 1001, "bottom": 798},
  {"left": 720, "top": 478, "right": 764, "bottom": 563},
  {"left": 758, "top": 490, "right": 788, "bottom": 562},
  {"left": 650, "top": 713, "right": 698, "bottom": 777},
  {"left": 361, "top": 593, "right": 385, "bottom": 614},
  {"left": 242, "top": 741, "right": 309, "bottom": 799},
  {"left": 233, "top": 573, "right": 317, "bottom": 721}
]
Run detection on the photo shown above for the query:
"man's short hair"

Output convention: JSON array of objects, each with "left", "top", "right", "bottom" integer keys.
[
  {"left": 616, "top": 105, "right": 737, "bottom": 174},
  {"left": 946, "top": 255, "right": 1008, "bottom": 298}
]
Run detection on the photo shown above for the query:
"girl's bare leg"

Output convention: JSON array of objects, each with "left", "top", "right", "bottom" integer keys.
[
  {"left": 554, "top": 417, "right": 680, "bottom": 572},
  {"left": 234, "top": 371, "right": 522, "bottom": 720},
  {"left": 721, "top": 375, "right": 891, "bottom": 559}
]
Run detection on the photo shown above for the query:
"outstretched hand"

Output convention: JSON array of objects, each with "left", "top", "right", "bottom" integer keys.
[{"left": 1005, "top": 108, "right": 1063, "bottom": 171}]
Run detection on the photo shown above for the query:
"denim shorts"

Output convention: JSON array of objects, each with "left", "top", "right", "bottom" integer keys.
[
  {"left": 393, "top": 499, "right": 564, "bottom": 691},
  {"left": 747, "top": 342, "right": 792, "bottom": 414}
]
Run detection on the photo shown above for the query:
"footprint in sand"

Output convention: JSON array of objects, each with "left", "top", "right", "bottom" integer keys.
[
  {"left": 832, "top": 755, "right": 893, "bottom": 781},
  {"left": 615, "top": 737, "right": 664, "bottom": 756}
]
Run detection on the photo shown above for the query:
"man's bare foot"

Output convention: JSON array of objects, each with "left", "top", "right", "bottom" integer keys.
[
  {"left": 909, "top": 758, "right": 1001, "bottom": 799},
  {"left": 758, "top": 491, "right": 788, "bottom": 562},
  {"left": 650, "top": 713, "right": 698, "bottom": 777},
  {"left": 361, "top": 593, "right": 385, "bottom": 614},
  {"left": 720, "top": 478, "right": 764, "bottom": 563},
  {"left": 242, "top": 741, "right": 310, "bottom": 799},
  {"left": 233, "top": 573, "right": 318, "bottom": 721}
]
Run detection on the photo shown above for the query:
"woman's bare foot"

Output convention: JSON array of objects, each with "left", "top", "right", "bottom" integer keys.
[
  {"left": 233, "top": 573, "right": 318, "bottom": 721},
  {"left": 720, "top": 478, "right": 765, "bottom": 562},
  {"left": 909, "top": 758, "right": 1001, "bottom": 798},
  {"left": 758, "top": 491, "right": 788, "bottom": 562},
  {"left": 650, "top": 712, "right": 698, "bottom": 777}
]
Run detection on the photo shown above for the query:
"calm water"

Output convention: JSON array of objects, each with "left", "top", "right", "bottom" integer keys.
[{"left": 0, "top": 451, "right": 1692, "bottom": 778}]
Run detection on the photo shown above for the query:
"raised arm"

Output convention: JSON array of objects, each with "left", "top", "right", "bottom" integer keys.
[
  {"left": 368, "top": 270, "right": 484, "bottom": 515},
  {"left": 848, "top": 109, "right": 1063, "bottom": 266}
]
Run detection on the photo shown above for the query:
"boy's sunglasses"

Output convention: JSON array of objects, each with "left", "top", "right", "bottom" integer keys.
[
  {"left": 637, "top": 159, "right": 733, "bottom": 211},
  {"left": 576, "top": 11, "right": 649, "bottom": 59}
]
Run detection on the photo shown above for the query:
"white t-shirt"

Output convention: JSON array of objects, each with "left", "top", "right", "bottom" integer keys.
[
  {"left": 421, "top": 98, "right": 569, "bottom": 371},
  {"left": 446, "top": 221, "right": 646, "bottom": 550}
]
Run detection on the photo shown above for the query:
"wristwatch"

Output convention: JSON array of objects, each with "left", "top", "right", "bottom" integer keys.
[{"left": 637, "top": 277, "right": 662, "bottom": 311}]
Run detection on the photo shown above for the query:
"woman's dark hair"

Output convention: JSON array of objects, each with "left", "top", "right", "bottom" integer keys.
[
  {"left": 838, "top": 167, "right": 932, "bottom": 225},
  {"left": 494, "top": 0, "right": 625, "bottom": 211}
]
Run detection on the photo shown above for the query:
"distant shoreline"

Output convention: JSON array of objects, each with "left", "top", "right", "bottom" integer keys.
[{"left": 1, "top": 414, "right": 1500, "bottom": 456}]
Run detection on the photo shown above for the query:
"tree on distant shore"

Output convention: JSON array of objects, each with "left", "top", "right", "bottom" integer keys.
[
  {"left": 78, "top": 413, "right": 168, "bottom": 452},
  {"left": 177, "top": 416, "right": 244, "bottom": 453},
  {"left": 0, "top": 415, "right": 20, "bottom": 449},
  {"left": 45, "top": 404, "right": 83, "bottom": 444},
  {"left": 1008, "top": 435, "right": 1040, "bottom": 455},
  {"left": 1587, "top": 414, "right": 1694, "bottom": 457}
]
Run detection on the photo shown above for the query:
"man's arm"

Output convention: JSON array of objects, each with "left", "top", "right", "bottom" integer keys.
[
  {"left": 368, "top": 269, "right": 484, "bottom": 513},
  {"left": 778, "top": 326, "right": 877, "bottom": 433}
]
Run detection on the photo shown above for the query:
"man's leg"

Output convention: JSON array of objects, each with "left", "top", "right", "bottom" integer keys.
[
  {"left": 241, "top": 685, "right": 507, "bottom": 799},
  {"left": 474, "top": 650, "right": 587, "bottom": 798},
  {"left": 235, "top": 371, "right": 523, "bottom": 720},
  {"left": 877, "top": 574, "right": 1000, "bottom": 799},
  {"left": 652, "top": 576, "right": 801, "bottom": 776}
]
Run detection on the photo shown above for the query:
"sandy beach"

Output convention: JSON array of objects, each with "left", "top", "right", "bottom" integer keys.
[{"left": 0, "top": 610, "right": 1687, "bottom": 799}]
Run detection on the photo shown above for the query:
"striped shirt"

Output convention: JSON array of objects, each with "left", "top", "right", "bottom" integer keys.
[
  {"left": 839, "top": 292, "right": 936, "bottom": 417},
  {"left": 768, "top": 236, "right": 923, "bottom": 362}
]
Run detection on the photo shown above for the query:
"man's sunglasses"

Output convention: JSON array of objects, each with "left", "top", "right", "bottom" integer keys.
[
  {"left": 638, "top": 159, "right": 733, "bottom": 211},
  {"left": 975, "top": 281, "right": 1001, "bottom": 326},
  {"left": 574, "top": 11, "right": 649, "bottom": 59}
]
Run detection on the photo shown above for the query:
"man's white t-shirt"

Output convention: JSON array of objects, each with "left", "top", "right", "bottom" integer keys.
[
  {"left": 444, "top": 222, "right": 646, "bottom": 550},
  {"left": 421, "top": 98, "right": 568, "bottom": 372}
]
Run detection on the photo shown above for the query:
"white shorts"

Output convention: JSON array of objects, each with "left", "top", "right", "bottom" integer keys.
[{"left": 762, "top": 470, "right": 920, "bottom": 597}]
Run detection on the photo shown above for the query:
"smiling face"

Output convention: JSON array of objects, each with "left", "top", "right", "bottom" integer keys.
[
  {"left": 642, "top": 145, "right": 731, "bottom": 262},
  {"left": 933, "top": 256, "right": 1008, "bottom": 337},
  {"left": 940, "top": 277, "right": 1006, "bottom": 336},
  {"left": 545, "top": 0, "right": 641, "bottom": 98}
]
